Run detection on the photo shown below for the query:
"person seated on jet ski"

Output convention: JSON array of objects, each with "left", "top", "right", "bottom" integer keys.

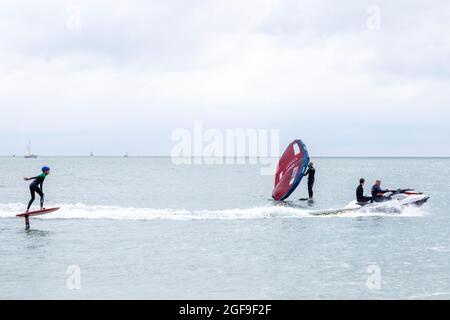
[
  {"left": 356, "top": 178, "right": 373, "bottom": 203},
  {"left": 371, "top": 180, "right": 394, "bottom": 202}
]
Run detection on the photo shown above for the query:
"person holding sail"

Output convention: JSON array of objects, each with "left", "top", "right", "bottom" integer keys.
[{"left": 304, "top": 162, "right": 316, "bottom": 200}]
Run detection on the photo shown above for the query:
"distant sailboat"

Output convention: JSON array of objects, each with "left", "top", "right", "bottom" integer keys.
[
  {"left": 90, "top": 152, "right": 94, "bottom": 157},
  {"left": 24, "top": 140, "right": 37, "bottom": 159},
  {"left": 124, "top": 152, "right": 128, "bottom": 157}
]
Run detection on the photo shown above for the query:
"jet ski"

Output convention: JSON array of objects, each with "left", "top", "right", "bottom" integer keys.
[{"left": 346, "top": 189, "right": 430, "bottom": 213}]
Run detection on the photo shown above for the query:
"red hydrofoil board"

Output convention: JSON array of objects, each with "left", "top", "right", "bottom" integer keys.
[
  {"left": 16, "top": 207, "right": 60, "bottom": 217},
  {"left": 272, "top": 140, "right": 309, "bottom": 201}
]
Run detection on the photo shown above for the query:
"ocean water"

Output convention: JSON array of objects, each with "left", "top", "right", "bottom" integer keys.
[{"left": 0, "top": 156, "right": 449, "bottom": 299}]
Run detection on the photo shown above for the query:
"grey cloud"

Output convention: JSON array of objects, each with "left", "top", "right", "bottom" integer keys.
[{"left": 0, "top": 0, "right": 449, "bottom": 156}]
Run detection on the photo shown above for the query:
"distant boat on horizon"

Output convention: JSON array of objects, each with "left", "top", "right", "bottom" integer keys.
[
  {"left": 124, "top": 152, "right": 128, "bottom": 157},
  {"left": 90, "top": 152, "right": 94, "bottom": 157},
  {"left": 24, "top": 140, "right": 37, "bottom": 159}
]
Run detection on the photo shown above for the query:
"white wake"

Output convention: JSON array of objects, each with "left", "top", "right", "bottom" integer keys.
[
  {"left": 0, "top": 203, "right": 427, "bottom": 220},
  {"left": 0, "top": 203, "right": 311, "bottom": 220}
]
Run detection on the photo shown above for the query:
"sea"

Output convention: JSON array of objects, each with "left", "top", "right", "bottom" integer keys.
[{"left": 0, "top": 156, "right": 449, "bottom": 299}]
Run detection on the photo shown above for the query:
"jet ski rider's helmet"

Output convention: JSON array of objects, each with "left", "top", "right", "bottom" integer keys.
[{"left": 42, "top": 166, "right": 50, "bottom": 172}]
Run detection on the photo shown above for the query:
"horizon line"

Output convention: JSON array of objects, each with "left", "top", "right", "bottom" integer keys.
[{"left": 1, "top": 155, "right": 450, "bottom": 159}]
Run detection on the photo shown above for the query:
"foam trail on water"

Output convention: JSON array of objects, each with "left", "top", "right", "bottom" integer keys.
[
  {"left": 0, "top": 203, "right": 427, "bottom": 220},
  {"left": 0, "top": 203, "right": 311, "bottom": 220},
  {"left": 334, "top": 205, "right": 427, "bottom": 218}
]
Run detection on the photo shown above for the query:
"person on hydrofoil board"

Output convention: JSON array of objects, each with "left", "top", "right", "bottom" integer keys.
[
  {"left": 24, "top": 166, "right": 50, "bottom": 212},
  {"left": 304, "top": 162, "right": 316, "bottom": 200},
  {"left": 371, "top": 180, "right": 394, "bottom": 202},
  {"left": 356, "top": 178, "right": 372, "bottom": 203}
]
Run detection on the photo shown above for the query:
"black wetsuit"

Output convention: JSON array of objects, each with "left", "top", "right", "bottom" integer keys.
[
  {"left": 371, "top": 184, "right": 389, "bottom": 202},
  {"left": 304, "top": 167, "right": 315, "bottom": 199},
  {"left": 356, "top": 185, "right": 372, "bottom": 203},
  {"left": 27, "top": 173, "right": 46, "bottom": 210}
]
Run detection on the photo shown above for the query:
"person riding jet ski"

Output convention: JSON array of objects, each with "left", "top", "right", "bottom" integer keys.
[
  {"left": 371, "top": 180, "right": 394, "bottom": 202},
  {"left": 356, "top": 178, "right": 373, "bottom": 203},
  {"left": 345, "top": 181, "right": 429, "bottom": 212}
]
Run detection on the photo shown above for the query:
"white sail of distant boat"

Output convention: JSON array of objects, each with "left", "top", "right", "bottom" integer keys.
[{"left": 24, "top": 140, "right": 37, "bottom": 158}]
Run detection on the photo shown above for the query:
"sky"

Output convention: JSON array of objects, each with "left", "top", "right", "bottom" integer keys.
[{"left": 0, "top": 0, "right": 449, "bottom": 156}]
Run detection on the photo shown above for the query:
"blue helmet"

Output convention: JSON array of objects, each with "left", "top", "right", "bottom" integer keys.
[{"left": 42, "top": 166, "right": 50, "bottom": 172}]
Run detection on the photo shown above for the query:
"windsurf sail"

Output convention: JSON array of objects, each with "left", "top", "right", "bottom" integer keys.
[{"left": 272, "top": 140, "right": 309, "bottom": 201}]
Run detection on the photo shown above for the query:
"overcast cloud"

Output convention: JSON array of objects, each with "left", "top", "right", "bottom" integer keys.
[{"left": 0, "top": 0, "right": 449, "bottom": 156}]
